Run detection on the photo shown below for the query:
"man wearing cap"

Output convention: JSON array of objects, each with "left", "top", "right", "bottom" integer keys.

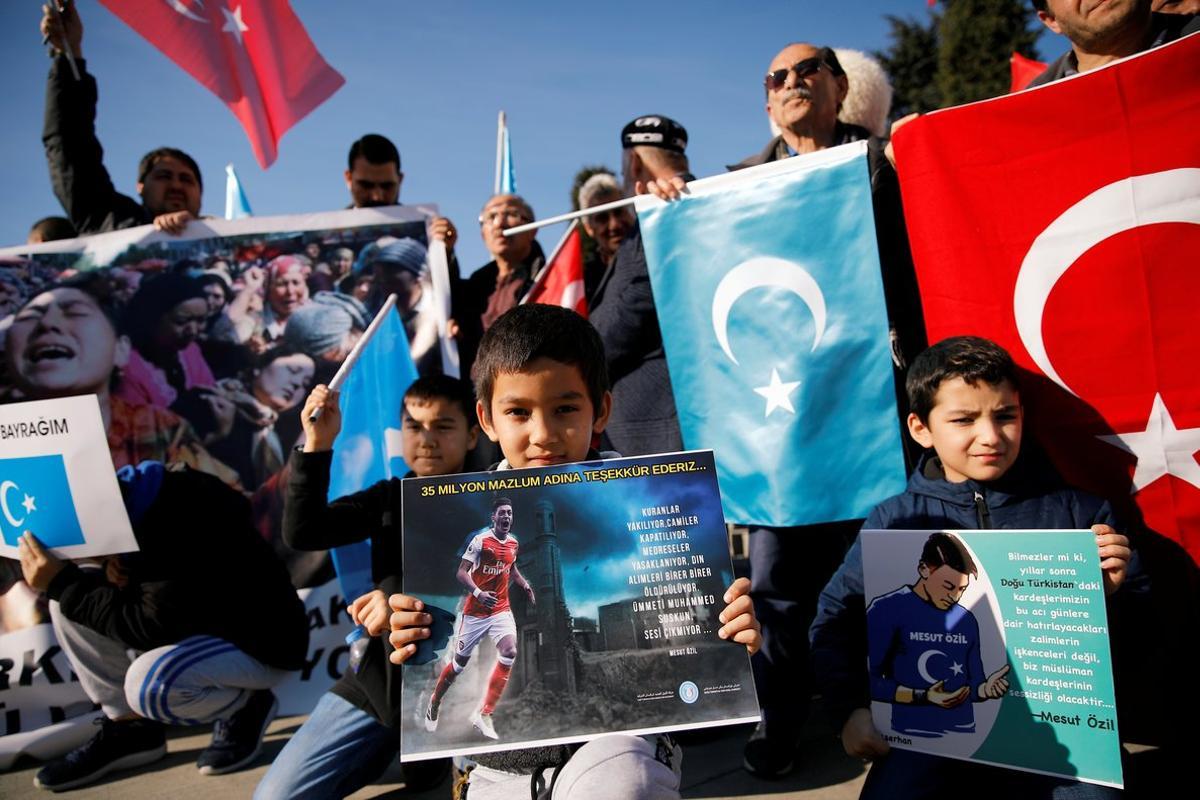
[
  {"left": 40, "top": 1, "right": 202, "bottom": 236},
  {"left": 1027, "top": 0, "right": 1197, "bottom": 87},
  {"left": 588, "top": 115, "right": 693, "bottom": 458},
  {"left": 354, "top": 236, "right": 445, "bottom": 375}
]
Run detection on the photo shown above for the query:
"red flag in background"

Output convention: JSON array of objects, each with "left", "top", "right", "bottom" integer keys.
[
  {"left": 1009, "top": 51, "right": 1048, "bottom": 92},
  {"left": 895, "top": 35, "right": 1200, "bottom": 564},
  {"left": 522, "top": 222, "right": 587, "bottom": 317},
  {"left": 99, "top": 0, "right": 344, "bottom": 167}
]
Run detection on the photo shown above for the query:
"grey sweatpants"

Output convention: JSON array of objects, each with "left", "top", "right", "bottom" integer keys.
[{"left": 50, "top": 600, "right": 286, "bottom": 724}]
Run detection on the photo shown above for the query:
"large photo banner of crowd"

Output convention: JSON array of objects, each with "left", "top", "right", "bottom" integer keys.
[{"left": 0, "top": 206, "right": 439, "bottom": 764}]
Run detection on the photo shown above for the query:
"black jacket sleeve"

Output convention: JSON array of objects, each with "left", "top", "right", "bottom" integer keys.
[
  {"left": 283, "top": 448, "right": 393, "bottom": 551},
  {"left": 589, "top": 231, "right": 660, "bottom": 382},
  {"left": 43, "top": 56, "right": 148, "bottom": 235},
  {"left": 47, "top": 565, "right": 190, "bottom": 651}
]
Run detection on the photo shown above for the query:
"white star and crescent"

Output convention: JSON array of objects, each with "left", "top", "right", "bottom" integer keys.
[
  {"left": 0, "top": 480, "right": 33, "bottom": 529},
  {"left": 710, "top": 256, "right": 827, "bottom": 417},
  {"left": 1014, "top": 168, "right": 1200, "bottom": 495}
]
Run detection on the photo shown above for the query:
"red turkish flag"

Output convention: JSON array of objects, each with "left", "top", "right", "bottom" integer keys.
[
  {"left": 1009, "top": 51, "right": 1048, "bottom": 93},
  {"left": 522, "top": 223, "right": 587, "bottom": 318},
  {"left": 895, "top": 34, "right": 1200, "bottom": 564},
  {"left": 99, "top": 0, "right": 344, "bottom": 167}
]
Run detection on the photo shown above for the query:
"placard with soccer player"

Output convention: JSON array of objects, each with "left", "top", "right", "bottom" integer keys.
[
  {"left": 399, "top": 450, "right": 760, "bottom": 761},
  {"left": 861, "top": 529, "right": 1122, "bottom": 788}
]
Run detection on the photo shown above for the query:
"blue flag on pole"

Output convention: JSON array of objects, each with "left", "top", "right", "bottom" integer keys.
[
  {"left": 327, "top": 306, "right": 418, "bottom": 600},
  {"left": 499, "top": 119, "right": 517, "bottom": 194},
  {"left": 638, "top": 142, "right": 906, "bottom": 526},
  {"left": 224, "top": 163, "right": 253, "bottom": 220}
]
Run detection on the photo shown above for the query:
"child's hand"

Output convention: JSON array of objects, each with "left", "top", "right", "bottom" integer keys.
[
  {"left": 18, "top": 533, "right": 65, "bottom": 592},
  {"left": 387, "top": 593, "right": 432, "bottom": 665},
  {"left": 717, "top": 577, "right": 761, "bottom": 655},
  {"left": 841, "top": 708, "right": 890, "bottom": 760},
  {"left": 1092, "top": 524, "right": 1130, "bottom": 595},
  {"left": 348, "top": 590, "right": 389, "bottom": 637},
  {"left": 301, "top": 384, "right": 341, "bottom": 452}
]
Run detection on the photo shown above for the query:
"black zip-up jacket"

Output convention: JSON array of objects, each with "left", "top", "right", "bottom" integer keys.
[
  {"left": 809, "top": 450, "right": 1129, "bottom": 729},
  {"left": 283, "top": 448, "right": 405, "bottom": 727},
  {"left": 43, "top": 56, "right": 153, "bottom": 235},
  {"left": 47, "top": 466, "right": 308, "bottom": 670}
]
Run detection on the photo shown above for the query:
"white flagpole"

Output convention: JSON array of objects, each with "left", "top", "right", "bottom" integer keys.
[
  {"left": 493, "top": 111, "right": 506, "bottom": 195},
  {"left": 427, "top": 239, "right": 461, "bottom": 378},
  {"left": 503, "top": 195, "right": 637, "bottom": 237},
  {"left": 520, "top": 220, "right": 579, "bottom": 305},
  {"left": 309, "top": 293, "right": 399, "bottom": 421}
]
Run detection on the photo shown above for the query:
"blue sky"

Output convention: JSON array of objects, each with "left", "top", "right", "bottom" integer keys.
[{"left": 0, "top": 1, "right": 1061, "bottom": 270}]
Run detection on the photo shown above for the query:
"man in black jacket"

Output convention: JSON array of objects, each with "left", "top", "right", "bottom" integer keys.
[
  {"left": 40, "top": 2, "right": 202, "bottom": 236},
  {"left": 17, "top": 462, "right": 307, "bottom": 790}
]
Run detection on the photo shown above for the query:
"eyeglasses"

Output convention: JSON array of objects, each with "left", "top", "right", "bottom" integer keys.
[
  {"left": 763, "top": 57, "right": 827, "bottom": 92},
  {"left": 478, "top": 209, "right": 530, "bottom": 227}
]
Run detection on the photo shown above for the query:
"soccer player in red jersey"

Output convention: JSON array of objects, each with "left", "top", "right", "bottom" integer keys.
[{"left": 424, "top": 496, "right": 535, "bottom": 739}]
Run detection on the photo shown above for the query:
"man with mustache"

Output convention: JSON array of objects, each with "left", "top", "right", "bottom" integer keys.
[
  {"left": 40, "top": 2, "right": 203, "bottom": 236},
  {"left": 729, "top": 42, "right": 927, "bottom": 781}
]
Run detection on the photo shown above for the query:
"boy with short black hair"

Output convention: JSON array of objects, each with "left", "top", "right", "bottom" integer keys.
[
  {"left": 810, "top": 336, "right": 1131, "bottom": 799},
  {"left": 254, "top": 374, "right": 479, "bottom": 799},
  {"left": 387, "top": 304, "right": 761, "bottom": 799}
]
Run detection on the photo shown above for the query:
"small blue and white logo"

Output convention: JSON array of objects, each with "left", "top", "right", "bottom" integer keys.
[{"left": 678, "top": 681, "right": 700, "bottom": 704}]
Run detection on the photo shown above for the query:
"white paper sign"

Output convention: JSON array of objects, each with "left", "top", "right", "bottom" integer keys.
[{"left": 0, "top": 395, "right": 137, "bottom": 559}]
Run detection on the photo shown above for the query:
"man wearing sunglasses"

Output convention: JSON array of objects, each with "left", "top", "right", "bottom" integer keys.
[
  {"left": 730, "top": 43, "right": 930, "bottom": 783},
  {"left": 589, "top": 116, "right": 694, "bottom": 460},
  {"left": 731, "top": 44, "right": 862, "bottom": 168}
]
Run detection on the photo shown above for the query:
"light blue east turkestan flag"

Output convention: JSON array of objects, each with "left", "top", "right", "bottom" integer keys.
[
  {"left": 327, "top": 305, "right": 418, "bottom": 601},
  {"left": 0, "top": 454, "right": 84, "bottom": 548},
  {"left": 224, "top": 163, "right": 253, "bottom": 220},
  {"left": 638, "top": 141, "right": 906, "bottom": 527}
]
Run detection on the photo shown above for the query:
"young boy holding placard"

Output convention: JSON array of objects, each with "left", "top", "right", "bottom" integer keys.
[
  {"left": 382, "top": 304, "right": 761, "bottom": 799},
  {"left": 810, "top": 336, "right": 1132, "bottom": 799},
  {"left": 254, "top": 374, "right": 479, "bottom": 799}
]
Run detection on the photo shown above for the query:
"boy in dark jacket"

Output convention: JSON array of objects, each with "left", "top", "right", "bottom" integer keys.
[
  {"left": 384, "top": 305, "right": 762, "bottom": 799},
  {"left": 254, "top": 375, "right": 479, "bottom": 799},
  {"left": 17, "top": 462, "right": 307, "bottom": 790},
  {"left": 810, "top": 336, "right": 1131, "bottom": 799}
]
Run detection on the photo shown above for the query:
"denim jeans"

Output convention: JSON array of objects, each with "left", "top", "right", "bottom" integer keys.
[{"left": 254, "top": 693, "right": 397, "bottom": 800}]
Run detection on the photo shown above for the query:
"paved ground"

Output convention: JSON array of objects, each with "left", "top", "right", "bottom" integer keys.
[
  {"left": 0, "top": 716, "right": 865, "bottom": 800},
  {"left": 0, "top": 715, "right": 1175, "bottom": 799}
]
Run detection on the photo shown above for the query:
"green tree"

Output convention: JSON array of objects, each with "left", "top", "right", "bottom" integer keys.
[
  {"left": 875, "top": 0, "right": 1041, "bottom": 119},
  {"left": 874, "top": 13, "right": 941, "bottom": 119},
  {"left": 936, "top": 0, "right": 1040, "bottom": 106}
]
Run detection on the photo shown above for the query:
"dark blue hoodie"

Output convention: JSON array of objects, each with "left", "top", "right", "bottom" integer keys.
[{"left": 809, "top": 450, "right": 1124, "bottom": 728}]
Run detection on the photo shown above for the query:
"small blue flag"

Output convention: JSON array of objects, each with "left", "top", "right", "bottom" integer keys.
[
  {"left": 224, "top": 163, "right": 253, "bottom": 220},
  {"left": 327, "top": 306, "right": 419, "bottom": 600},
  {"left": 498, "top": 114, "right": 517, "bottom": 194},
  {"left": 639, "top": 142, "right": 906, "bottom": 526},
  {"left": 0, "top": 454, "right": 85, "bottom": 548}
]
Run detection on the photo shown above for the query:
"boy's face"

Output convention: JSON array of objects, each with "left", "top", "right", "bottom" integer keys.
[
  {"left": 907, "top": 377, "right": 1023, "bottom": 483},
  {"left": 401, "top": 396, "right": 478, "bottom": 477},
  {"left": 477, "top": 357, "right": 612, "bottom": 469},
  {"left": 917, "top": 562, "right": 971, "bottom": 611}
]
